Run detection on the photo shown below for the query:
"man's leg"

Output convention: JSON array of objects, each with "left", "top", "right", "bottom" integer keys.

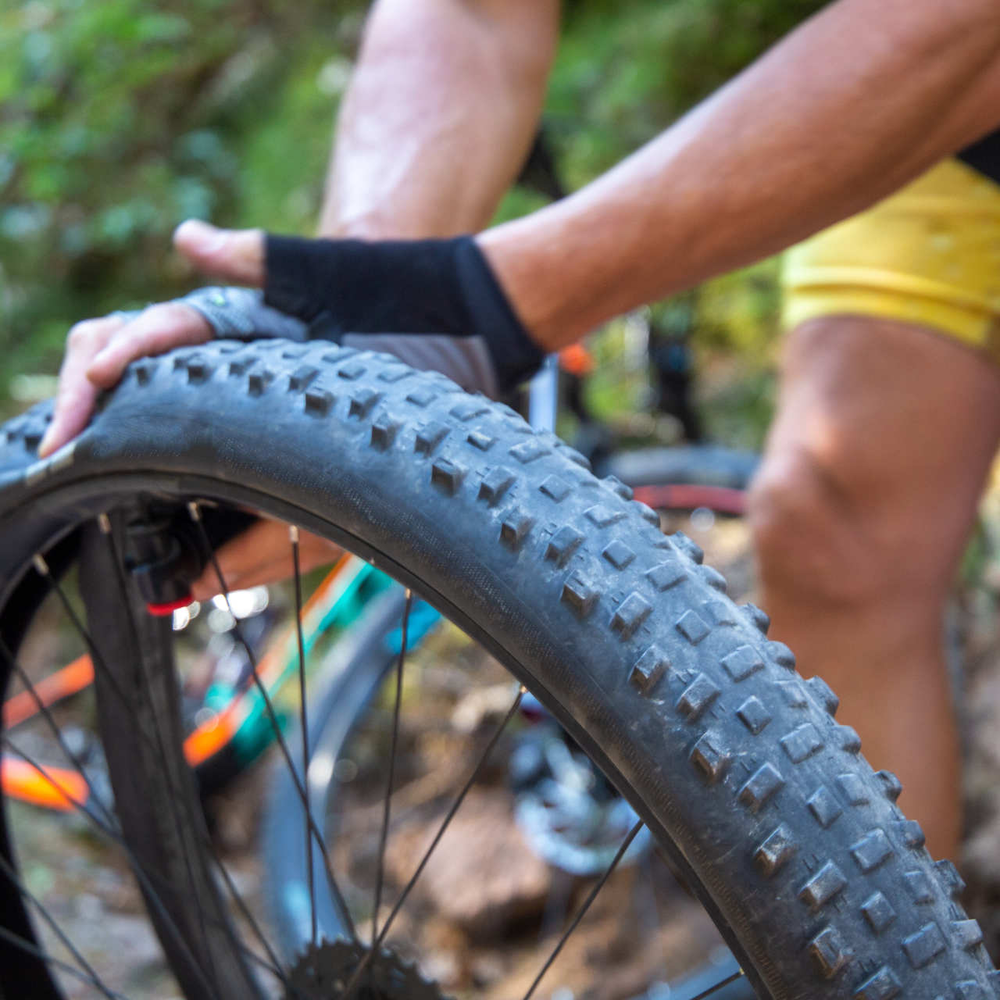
[{"left": 748, "top": 316, "right": 1000, "bottom": 859}]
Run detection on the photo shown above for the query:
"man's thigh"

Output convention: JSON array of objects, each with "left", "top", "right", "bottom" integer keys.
[{"left": 763, "top": 157, "right": 1000, "bottom": 590}]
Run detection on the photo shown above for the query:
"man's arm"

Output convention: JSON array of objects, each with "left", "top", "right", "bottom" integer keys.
[
  {"left": 481, "top": 0, "right": 1000, "bottom": 347},
  {"left": 181, "top": 0, "right": 560, "bottom": 597},
  {"left": 319, "top": 0, "right": 560, "bottom": 239},
  {"left": 37, "top": 0, "right": 559, "bottom": 459}
]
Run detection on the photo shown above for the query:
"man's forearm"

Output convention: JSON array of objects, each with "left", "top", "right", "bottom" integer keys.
[
  {"left": 318, "top": 0, "right": 559, "bottom": 240},
  {"left": 481, "top": 0, "right": 1000, "bottom": 348}
]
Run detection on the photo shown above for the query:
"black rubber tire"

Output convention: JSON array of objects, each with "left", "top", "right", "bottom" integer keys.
[
  {"left": 79, "top": 517, "right": 259, "bottom": 1000},
  {"left": 0, "top": 339, "right": 996, "bottom": 999},
  {"left": 597, "top": 443, "right": 759, "bottom": 493},
  {"left": 597, "top": 443, "right": 757, "bottom": 517}
]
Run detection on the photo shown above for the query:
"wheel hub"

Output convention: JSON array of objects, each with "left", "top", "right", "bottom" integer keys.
[{"left": 286, "top": 938, "right": 449, "bottom": 1000}]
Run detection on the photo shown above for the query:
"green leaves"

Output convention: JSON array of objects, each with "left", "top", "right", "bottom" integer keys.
[{"left": 0, "top": 0, "right": 338, "bottom": 389}]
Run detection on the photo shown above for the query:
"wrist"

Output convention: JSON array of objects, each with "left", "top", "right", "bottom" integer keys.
[
  {"left": 263, "top": 233, "right": 546, "bottom": 394},
  {"left": 475, "top": 225, "right": 583, "bottom": 353}
]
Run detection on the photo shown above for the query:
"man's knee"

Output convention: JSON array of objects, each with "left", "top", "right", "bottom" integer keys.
[
  {"left": 749, "top": 311, "right": 1000, "bottom": 611},
  {"left": 747, "top": 446, "right": 906, "bottom": 610}
]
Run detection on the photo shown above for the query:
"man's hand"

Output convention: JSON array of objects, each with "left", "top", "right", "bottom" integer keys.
[
  {"left": 36, "top": 220, "right": 332, "bottom": 602},
  {"left": 36, "top": 219, "right": 531, "bottom": 599},
  {"left": 38, "top": 220, "right": 265, "bottom": 458}
]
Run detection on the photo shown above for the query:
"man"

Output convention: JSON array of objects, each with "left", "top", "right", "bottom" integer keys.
[{"left": 37, "top": 0, "right": 1000, "bottom": 863}]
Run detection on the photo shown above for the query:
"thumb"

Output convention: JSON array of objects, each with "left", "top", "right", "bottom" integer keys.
[{"left": 173, "top": 219, "right": 265, "bottom": 286}]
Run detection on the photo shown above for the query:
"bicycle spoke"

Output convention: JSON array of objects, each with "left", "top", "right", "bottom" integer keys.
[
  {"left": 0, "top": 637, "right": 118, "bottom": 830},
  {"left": 99, "top": 512, "right": 291, "bottom": 990},
  {"left": 3, "top": 735, "right": 125, "bottom": 844},
  {"left": 0, "top": 735, "right": 221, "bottom": 998},
  {"left": 208, "top": 844, "right": 290, "bottom": 987},
  {"left": 30, "top": 554, "right": 146, "bottom": 739},
  {"left": 20, "top": 543, "right": 204, "bottom": 841},
  {"left": 372, "top": 588, "right": 412, "bottom": 942},
  {"left": 689, "top": 969, "right": 747, "bottom": 999},
  {"left": 1, "top": 733, "right": 114, "bottom": 835},
  {"left": 187, "top": 501, "right": 357, "bottom": 942},
  {"left": 290, "top": 524, "right": 317, "bottom": 947},
  {"left": 636, "top": 851, "right": 667, "bottom": 984},
  {"left": 0, "top": 746, "right": 288, "bottom": 993},
  {"left": 3, "top": 654, "right": 93, "bottom": 730},
  {"left": 0, "top": 853, "right": 121, "bottom": 1000},
  {"left": 4, "top": 551, "right": 231, "bottom": 997},
  {"left": 522, "top": 819, "right": 645, "bottom": 1000},
  {"left": 339, "top": 683, "right": 526, "bottom": 1000},
  {"left": 538, "top": 870, "right": 574, "bottom": 944},
  {"left": 0, "top": 924, "right": 129, "bottom": 1000},
  {"left": 29, "top": 517, "right": 304, "bottom": 994},
  {"left": 0, "top": 882, "right": 286, "bottom": 1000},
  {"left": 27, "top": 548, "right": 183, "bottom": 796}
]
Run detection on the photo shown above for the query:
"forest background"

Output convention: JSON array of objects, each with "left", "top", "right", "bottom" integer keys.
[{"left": 0, "top": 0, "right": 828, "bottom": 439}]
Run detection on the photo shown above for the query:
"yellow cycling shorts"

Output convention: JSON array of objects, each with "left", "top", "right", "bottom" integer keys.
[{"left": 782, "top": 158, "right": 1000, "bottom": 362}]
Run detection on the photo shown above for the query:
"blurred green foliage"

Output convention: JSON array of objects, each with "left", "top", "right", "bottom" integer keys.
[
  {"left": 0, "top": 0, "right": 363, "bottom": 389},
  {"left": 1, "top": 0, "right": 826, "bottom": 435}
]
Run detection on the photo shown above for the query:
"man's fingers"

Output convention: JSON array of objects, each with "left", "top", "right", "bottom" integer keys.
[
  {"left": 39, "top": 217, "right": 263, "bottom": 462},
  {"left": 173, "top": 219, "right": 265, "bottom": 287},
  {"left": 38, "top": 316, "right": 125, "bottom": 457},
  {"left": 40, "top": 304, "right": 215, "bottom": 458},
  {"left": 86, "top": 303, "right": 212, "bottom": 388},
  {"left": 189, "top": 522, "right": 341, "bottom": 600}
]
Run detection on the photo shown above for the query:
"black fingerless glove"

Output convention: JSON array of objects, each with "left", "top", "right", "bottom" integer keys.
[{"left": 263, "top": 234, "right": 544, "bottom": 397}]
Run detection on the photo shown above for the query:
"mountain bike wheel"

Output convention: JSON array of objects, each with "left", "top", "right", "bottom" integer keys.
[
  {"left": 597, "top": 443, "right": 757, "bottom": 517},
  {"left": 0, "top": 339, "right": 994, "bottom": 998}
]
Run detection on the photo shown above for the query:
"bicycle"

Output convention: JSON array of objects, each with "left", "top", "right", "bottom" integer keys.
[
  {"left": 0, "top": 339, "right": 993, "bottom": 998},
  {"left": 1, "top": 340, "right": 760, "bottom": 995}
]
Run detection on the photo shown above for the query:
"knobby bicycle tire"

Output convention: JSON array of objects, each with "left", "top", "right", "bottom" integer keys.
[{"left": 0, "top": 338, "right": 995, "bottom": 998}]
